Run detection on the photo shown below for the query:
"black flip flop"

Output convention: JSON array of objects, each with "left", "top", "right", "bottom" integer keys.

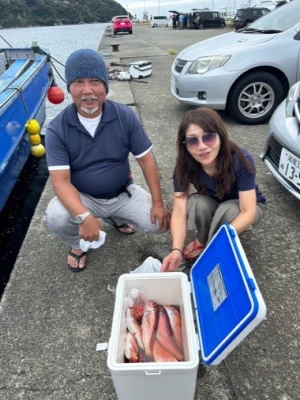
[
  {"left": 68, "top": 250, "right": 87, "bottom": 272},
  {"left": 104, "top": 218, "right": 136, "bottom": 234}
]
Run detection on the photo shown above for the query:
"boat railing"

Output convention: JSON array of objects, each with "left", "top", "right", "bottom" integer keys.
[{"left": 0, "top": 58, "right": 31, "bottom": 94}]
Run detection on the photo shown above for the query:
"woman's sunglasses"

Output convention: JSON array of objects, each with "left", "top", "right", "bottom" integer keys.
[{"left": 183, "top": 132, "right": 218, "bottom": 149}]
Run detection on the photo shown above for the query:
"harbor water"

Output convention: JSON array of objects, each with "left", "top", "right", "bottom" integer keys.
[{"left": 0, "top": 23, "right": 107, "bottom": 297}]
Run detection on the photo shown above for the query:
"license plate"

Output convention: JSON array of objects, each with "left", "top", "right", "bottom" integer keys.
[{"left": 279, "top": 148, "right": 300, "bottom": 188}]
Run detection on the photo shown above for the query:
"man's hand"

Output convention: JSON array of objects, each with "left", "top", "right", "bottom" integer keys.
[
  {"left": 150, "top": 204, "right": 170, "bottom": 232},
  {"left": 161, "top": 250, "right": 183, "bottom": 272},
  {"left": 78, "top": 215, "right": 102, "bottom": 242}
]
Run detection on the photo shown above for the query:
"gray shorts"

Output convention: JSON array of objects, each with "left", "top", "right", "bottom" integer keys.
[{"left": 45, "top": 183, "right": 161, "bottom": 248}]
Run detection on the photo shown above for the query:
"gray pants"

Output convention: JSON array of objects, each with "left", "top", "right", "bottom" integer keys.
[
  {"left": 187, "top": 194, "right": 265, "bottom": 245},
  {"left": 45, "top": 183, "right": 161, "bottom": 249}
]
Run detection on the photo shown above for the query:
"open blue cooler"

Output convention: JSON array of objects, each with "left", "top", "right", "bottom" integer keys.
[
  {"left": 107, "top": 224, "right": 267, "bottom": 399},
  {"left": 190, "top": 223, "right": 267, "bottom": 365}
]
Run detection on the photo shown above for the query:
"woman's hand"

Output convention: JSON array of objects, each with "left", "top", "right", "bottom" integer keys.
[{"left": 161, "top": 249, "right": 183, "bottom": 272}]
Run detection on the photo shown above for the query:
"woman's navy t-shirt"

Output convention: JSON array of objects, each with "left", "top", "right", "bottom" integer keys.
[{"left": 173, "top": 149, "right": 266, "bottom": 204}]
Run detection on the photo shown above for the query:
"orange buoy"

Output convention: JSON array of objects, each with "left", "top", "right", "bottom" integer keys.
[{"left": 47, "top": 83, "right": 65, "bottom": 104}]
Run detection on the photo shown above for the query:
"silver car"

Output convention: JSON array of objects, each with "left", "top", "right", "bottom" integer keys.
[
  {"left": 261, "top": 81, "right": 300, "bottom": 200},
  {"left": 171, "top": 1, "right": 300, "bottom": 125}
]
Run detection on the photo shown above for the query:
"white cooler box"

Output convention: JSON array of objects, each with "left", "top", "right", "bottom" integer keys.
[
  {"left": 129, "top": 60, "right": 152, "bottom": 79},
  {"left": 107, "top": 224, "right": 267, "bottom": 400}
]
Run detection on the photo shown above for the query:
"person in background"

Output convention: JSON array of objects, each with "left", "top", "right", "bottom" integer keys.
[
  {"left": 161, "top": 107, "right": 266, "bottom": 272},
  {"left": 187, "top": 13, "right": 193, "bottom": 29},
  {"left": 45, "top": 48, "right": 170, "bottom": 272},
  {"left": 172, "top": 14, "right": 178, "bottom": 29},
  {"left": 178, "top": 13, "right": 184, "bottom": 30}
]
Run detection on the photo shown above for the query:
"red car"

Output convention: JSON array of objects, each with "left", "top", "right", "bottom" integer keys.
[{"left": 112, "top": 15, "right": 133, "bottom": 35}]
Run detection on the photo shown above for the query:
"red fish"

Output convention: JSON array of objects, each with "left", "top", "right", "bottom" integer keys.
[
  {"left": 141, "top": 301, "right": 159, "bottom": 361},
  {"left": 153, "top": 338, "right": 178, "bottom": 362},
  {"left": 164, "top": 305, "right": 183, "bottom": 352},
  {"left": 125, "top": 331, "right": 139, "bottom": 363},
  {"left": 156, "top": 305, "right": 184, "bottom": 361},
  {"left": 126, "top": 307, "right": 144, "bottom": 352}
]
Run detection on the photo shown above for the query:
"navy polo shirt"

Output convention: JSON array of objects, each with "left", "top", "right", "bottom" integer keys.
[
  {"left": 173, "top": 150, "right": 266, "bottom": 204},
  {"left": 45, "top": 100, "right": 152, "bottom": 198}
]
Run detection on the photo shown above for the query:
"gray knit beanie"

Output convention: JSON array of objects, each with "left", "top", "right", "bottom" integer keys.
[{"left": 65, "top": 48, "right": 109, "bottom": 92}]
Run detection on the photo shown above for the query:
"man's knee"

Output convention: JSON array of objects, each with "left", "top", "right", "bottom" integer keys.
[{"left": 45, "top": 198, "right": 71, "bottom": 233}]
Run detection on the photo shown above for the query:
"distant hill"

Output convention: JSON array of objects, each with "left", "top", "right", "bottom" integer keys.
[{"left": 0, "top": 0, "right": 128, "bottom": 28}]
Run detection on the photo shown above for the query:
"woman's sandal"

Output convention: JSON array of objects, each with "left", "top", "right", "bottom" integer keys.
[
  {"left": 67, "top": 250, "right": 87, "bottom": 272},
  {"left": 183, "top": 239, "right": 206, "bottom": 261}
]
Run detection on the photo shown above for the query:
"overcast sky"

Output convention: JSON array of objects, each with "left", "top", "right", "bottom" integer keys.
[{"left": 115, "top": 0, "right": 258, "bottom": 18}]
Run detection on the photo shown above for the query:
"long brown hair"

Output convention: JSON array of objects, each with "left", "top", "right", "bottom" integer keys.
[{"left": 174, "top": 108, "right": 254, "bottom": 199}]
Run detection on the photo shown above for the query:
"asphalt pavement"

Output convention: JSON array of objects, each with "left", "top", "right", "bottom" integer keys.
[{"left": 0, "top": 24, "right": 299, "bottom": 400}]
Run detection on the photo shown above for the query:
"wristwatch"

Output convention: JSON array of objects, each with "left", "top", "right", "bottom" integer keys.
[{"left": 74, "top": 211, "right": 91, "bottom": 224}]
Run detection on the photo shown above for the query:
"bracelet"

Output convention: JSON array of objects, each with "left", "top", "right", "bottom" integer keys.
[{"left": 171, "top": 248, "right": 184, "bottom": 257}]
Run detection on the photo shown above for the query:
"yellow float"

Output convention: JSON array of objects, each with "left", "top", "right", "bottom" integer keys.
[
  {"left": 25, "top": 119, "right": 41, "bottom": 135},
  {"left": 30, "top": 143, "right": 46, "bottom": 158},
  {"left": 29, "top": 134, "right": 41, "bottom": 146},
  {"left": 25, "top": 119, "right": 46, "bottom": 157}
]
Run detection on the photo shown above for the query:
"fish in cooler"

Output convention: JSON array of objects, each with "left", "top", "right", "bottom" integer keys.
[
  {"left": 124, "top": 293, "right": 184, "bottom": 363},
  {"left": 141, "top": 300, "right": 159, "bottom": 362},
  {"left": 164, "top": 305, "right": 183, "bottom": 353},
  {"left": 155, "top": 305, "right": 184, "bottom": 361},
  {"left": 125, "top": 331, "right": 139, "bottom": 362}
]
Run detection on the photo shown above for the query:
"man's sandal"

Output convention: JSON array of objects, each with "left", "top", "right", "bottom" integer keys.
[
  {"left": 104, "top": 217, "right": 136, "bottom": 234},
  {"left": 67, "top": 250, "right": 87, "bottom": 272}
]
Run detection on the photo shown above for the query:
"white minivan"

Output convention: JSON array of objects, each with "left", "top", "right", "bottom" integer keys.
[
  {"left": 151, "top": 16, "right": 169, "bottom": 27},
  {"left": 171, "top": 1, "right": 300, "bottom": 124}
]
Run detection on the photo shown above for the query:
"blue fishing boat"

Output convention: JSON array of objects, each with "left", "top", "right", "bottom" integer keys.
[{"left": 0, "top": 44, "right": 63, "bottom": 213}]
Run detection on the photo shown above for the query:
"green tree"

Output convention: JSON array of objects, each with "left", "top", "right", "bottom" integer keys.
[{"left": 0, "top": 0, "right": 128, "bottom": 28}]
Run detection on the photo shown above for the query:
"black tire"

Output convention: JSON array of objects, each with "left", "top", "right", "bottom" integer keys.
[
  {"left": 220, "top": 23, "right": 226, "bottom": 28},
  {"left": 153, "top": 24, "right": 157, "bottom": 28},
  {"left": 129, "top": 30, "right": 132, "bottom": 34},
  {"left": 199, "top": 23, "right": 204, "bottom": 29},
  {"left": 113, "top": 30, "right": 117, "bottom": 35},
  {"left": 227, "top": 72, "right": 284, "bottom": 125}
]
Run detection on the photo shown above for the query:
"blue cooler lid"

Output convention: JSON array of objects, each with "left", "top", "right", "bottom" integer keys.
[{"left": 190, "top": 223, "right": 266, "bottom": 365}]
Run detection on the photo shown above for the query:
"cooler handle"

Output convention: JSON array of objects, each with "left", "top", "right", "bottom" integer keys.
[{"left": 145, "top": 370, "right": 162, "bottom": 375}]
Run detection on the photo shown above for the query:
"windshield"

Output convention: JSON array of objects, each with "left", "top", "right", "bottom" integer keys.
[{"left": 245, "top": 1, "right": 300, "bottom": 31}]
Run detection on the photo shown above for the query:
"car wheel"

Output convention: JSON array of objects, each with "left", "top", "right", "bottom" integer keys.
[
  {"left": 220, "top": 23, "right": 225, "bottom": 28},
  {"left": 227, "top": 72, "right": 284, "bottom": 124},
  {"left": 199, "top": 23, "right": 204, "bottom": 29},
  {"left": 153, "top": 23, "right": 157, "bottom": 27},
  {"left": 113, "top": 30, "right": 117, "bottom": 35},
  {"left": 129, "top": 30, "right": 132, "bottom": 34}
]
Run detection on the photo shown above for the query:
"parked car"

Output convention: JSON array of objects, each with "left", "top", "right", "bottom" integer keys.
[
  {"left": 112, "top": 15, "right": 132, "bottom": 35},
  {"left": 171, "top": 1, "right": 300, "bottom": 124},
  {"left": 150, "top": 15, "right": 169, "bottom": 27},
  {"left": 191, "top": 10, "right": 226, "bottom": 29},
  {"left": 261, "top": 81, "right": 300, "bottom": 200},
  {"left": 233, "top": 7, "right": 270, "bottom": 30}
]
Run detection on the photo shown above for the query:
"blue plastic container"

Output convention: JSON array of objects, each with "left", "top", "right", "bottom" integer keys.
[{"left": 190, "top": 223, "right": 267, "bottom": 365}]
